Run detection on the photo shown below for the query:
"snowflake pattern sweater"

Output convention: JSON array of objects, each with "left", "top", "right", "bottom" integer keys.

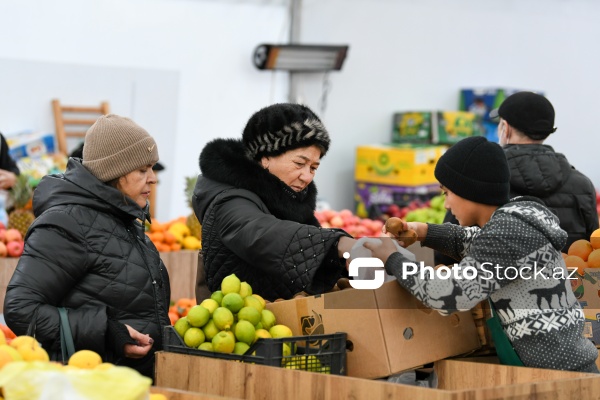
[{"left": 384, "top": 198, "right": 598, "bottom": 372}]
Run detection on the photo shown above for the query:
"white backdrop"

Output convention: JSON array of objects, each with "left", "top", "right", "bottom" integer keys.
[{"left": 0, "top": 0, "right": 599, "bottom": 218}]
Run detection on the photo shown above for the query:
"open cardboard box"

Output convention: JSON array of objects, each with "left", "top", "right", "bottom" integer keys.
[
  {"left": 155, "top": 352, "right": 600, "bottom": 400},
  {"left": 265, "top": 280, "right": 480, "bottom": 379}
]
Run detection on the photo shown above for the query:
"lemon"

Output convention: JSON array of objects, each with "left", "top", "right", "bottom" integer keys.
[
  {"left": 0, "top": 344, "right": 23, "bottom": 369},
  {"left": 282, "top": 343, "right": 292, "bottom": 357},
  {"left": 210, "top": 290, "right": 224, "bottom": 306},
  {"left": 254, "top": 328, "right": 272, "bottom": 343},
  {"left": 221, "top": 274, "right": 241, "bottom": 295},
  {"left": 174, "top": 316, "right": 191, "bottom": 339},
  {"left": 213, "top": 307, "right": 234, "bottom": 330},
  {"left": 199, "top": 299, "right": 219, "bottom": 315},
  {"left": 198, "top": 342, "right": 213, "bottom": 352},
  {"left": 202, "top": 319, "right": 219, "bottom": 341},
  {"left": 17, "top": 343, "right": 49, "bottom": 361},
  {"left": 95, "top": 362, "right": 114, "bottom": 370},
  {"left": 68, "top": 350, "right": 102, "bottom": 369},
  {"left": 234, "top": 320, "right": 256, "bottom": 345},
  {"left": 187, "top": 305, "right": 210, "bottom": 328},
  {"left": 251, "top": 294, "right": 267, "bottom": 309},
  {"left": 233, "top": 341, "right": 250, "bottom": 355},
  {"left": 237, "top": 306, "right": 261, "bottom": 326},
  {"left": 243, "top": 296, "right": 264, "bottom": 313},
  {"left": 269, "top": 324, "right": 293, "bottom": 338},
  {"left": 260, "top": 309, "right": 277, "bottom": 330},
  {"left": 184, "top": 327, "right": 206, "bottom": 348},
  {"left": 212, "top": 331, "right": 235, "bottom": 353},
  {"left": 239, "top": 282, "right": 253, "bottom": 298},
  {"left": 9, "top": 335, "right": 38, "bottom": 350},
  {"left": 222, "top": 293, "right": 244, "bottom": 313}
]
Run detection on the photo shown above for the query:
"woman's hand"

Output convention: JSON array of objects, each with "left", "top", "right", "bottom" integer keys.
[
  {"left": 0, "top": 170, "right": 17, "bottom": 190},
  {"left": 123, "top": 324, "right": 154, "bottom": 358}
]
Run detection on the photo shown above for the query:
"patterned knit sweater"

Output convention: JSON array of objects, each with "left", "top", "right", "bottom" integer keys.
[{"left": 384, "top": 198, "right": 598, "bottom": 372}]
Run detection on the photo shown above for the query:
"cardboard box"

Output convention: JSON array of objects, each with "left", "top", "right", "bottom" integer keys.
[
  {"left": 265, "top": 281, "right": 480, "bottom": 379},
  {"left": 458, "top": 88, "right": 539, "bottom": 143},
  {"left": 570, "top": 267, "right": 600, "bottom": 346},
  {"left": 6, "top": 131, "right": 56, "bottom": 160},
  {"left": 354, "top": 181, "right": 441, "bottom": 219},
  {"left": 392, "top": 111, "right": 483, "bottom": 145},
  {"left": 355, "top": 144, "right": 447, "bottom": 187},
  {"left": 155, "top": 353, "right": 600, "bottom": 399}
]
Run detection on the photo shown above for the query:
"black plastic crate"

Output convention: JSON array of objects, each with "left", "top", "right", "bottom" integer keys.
[{"left": 163, "top": 326, "right": 347, "bottom": 375}]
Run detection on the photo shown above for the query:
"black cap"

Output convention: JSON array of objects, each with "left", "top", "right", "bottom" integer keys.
[
  {"left": 435, "top": 137, "right": 510, "bottom": 206},
  {"left": 489, "top": 91, "right": 557, "bottom": 139}
]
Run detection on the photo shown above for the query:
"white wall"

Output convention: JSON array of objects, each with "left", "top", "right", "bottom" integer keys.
[
  {"left": 0, "top": 0, "right": 599, "bottom": 218},
  {"left": 0, "top": 0, "right": 289, "bottom": 221},
  {"left": 296, "top": 0, "right": 600, "bottom": 211}
]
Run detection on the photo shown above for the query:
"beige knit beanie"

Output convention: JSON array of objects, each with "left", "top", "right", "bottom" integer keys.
[{"left": 82, "top": 114, "right": 159, "bottom": 182}]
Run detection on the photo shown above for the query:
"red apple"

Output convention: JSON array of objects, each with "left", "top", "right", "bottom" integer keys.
[
  {"left": 6, "top": 240, "right": 23, "bottom": 257},
  {"left": 5, "top": 229, "right": 22, "bottom": 243},
  {"left": 0, "top": 229, "right": 7, "bottom": 243},
  {"left": 330, "top": 215, "right": 344, "bottom": 228}
]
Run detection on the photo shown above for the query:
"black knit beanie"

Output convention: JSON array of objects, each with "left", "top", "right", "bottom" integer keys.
[
  {"left": 434, "top": 137, "right": 510, "bottom": 206},
  {"left": 242, "top": 103, "right": 330, "bottom": 161}
]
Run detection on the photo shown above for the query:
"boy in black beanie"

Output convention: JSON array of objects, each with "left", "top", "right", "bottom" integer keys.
[{"left": 365, "top": 136, "right": 598, "bottom": 373}]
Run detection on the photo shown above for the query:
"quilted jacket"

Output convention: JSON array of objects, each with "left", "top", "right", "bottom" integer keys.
[
  {"left": 3, "top": 158, "right": 170, "bottom": 377},
  {"left": 193, "top": 138, "right": 349, "bottom": 302}
]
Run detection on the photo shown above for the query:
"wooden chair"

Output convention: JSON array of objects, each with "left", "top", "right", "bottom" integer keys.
[{"left": 52, "top": 99, "right": 110, "bottom": 156}]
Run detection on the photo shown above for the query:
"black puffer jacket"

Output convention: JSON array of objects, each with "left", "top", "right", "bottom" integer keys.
[
  {"left": 504, "top": 144, "right": 598, "bottom": 250},
  {"left": 3, "top": 159, "right": 170, "bottom": 377},
  {"left": 193, "top": 139, "right": 349, "bottom": 301}
]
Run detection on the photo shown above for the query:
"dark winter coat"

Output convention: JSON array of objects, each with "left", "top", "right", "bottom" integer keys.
[
  {"left": 193, "top": 139, "right": 349, "bottom": 302},
  {"left": 505, "top": 144, "right": 598, "bottom": 251},
  {"left": 3, "top": 158, "right": 170, "bottom": 378}
]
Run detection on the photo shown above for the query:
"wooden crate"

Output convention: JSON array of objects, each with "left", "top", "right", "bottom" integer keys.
[
  {"left": 470, "top": 300, "right": 496, "bottom": 356},
  {"left": 155, "top": 352, "right": 600, "bottom": 400}
]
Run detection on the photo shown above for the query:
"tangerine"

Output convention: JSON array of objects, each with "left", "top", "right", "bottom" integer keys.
[
  {"left": 564, "top": 255, "right": 588, "bottom": 276},
  {"left": 568, "top": 239, "right": 593, "bottom": 261},
  {"left": 590, "top": 229, "right": 600, "bottom": 250},
  {"left": 587, "top": 249, "right": 600, "bottom": 268}
]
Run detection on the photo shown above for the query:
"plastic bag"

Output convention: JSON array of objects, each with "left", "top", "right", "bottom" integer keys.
[
  {"left": 350, "top": 237, "right": 416, "bottom": 283},
  {"left": 0, "top": 361, "right": 152, "bottom": 400}
]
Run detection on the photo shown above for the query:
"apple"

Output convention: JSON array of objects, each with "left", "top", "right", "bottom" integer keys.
[
  {"left": 0, "top": 229, "right": 7, "bottom": 243},
  {"left": 6, "top": 240, "right": 23, "bottom": 257},
  {"left": 329, "top": 215, "right": 344, "bottom": 228},
  {"left": 5, "top": 229, "right": 22, "bottom": 243}
]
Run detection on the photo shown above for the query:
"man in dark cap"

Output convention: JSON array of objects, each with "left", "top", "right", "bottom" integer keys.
[
  {"left": 435, "top": 91, "right": 598, "bottom": 268},
  {"left": 493, "top": 91, "right": 598, "bottom": 251}
]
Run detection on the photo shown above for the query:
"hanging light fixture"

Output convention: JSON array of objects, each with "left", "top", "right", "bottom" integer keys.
[{"left": 253, "top": 44, "right": 349, "bottom": 72}]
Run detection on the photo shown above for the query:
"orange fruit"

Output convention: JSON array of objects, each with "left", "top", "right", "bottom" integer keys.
[
  {"left": 587, "top": 249, "right": 600, "bottom": 268},
  {"left": 568, "top": 239, "right": 594, "bottom": 261},
  {"left": 590, "top": 229, "right": 600, "bottom": 250},
  {"left": 163, "top": 231, "right": 176, "bottom": 245},
  {"left": 564, "top": 255, "right": 588, "bottom": 276}
]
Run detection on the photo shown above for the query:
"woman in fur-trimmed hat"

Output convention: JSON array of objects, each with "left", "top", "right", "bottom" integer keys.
[
  {"left": 193, "top": 103, "right": 356, "bottom": 302},
  {"left": 4, "top": 114, "right": 170, "bottom": 380}
]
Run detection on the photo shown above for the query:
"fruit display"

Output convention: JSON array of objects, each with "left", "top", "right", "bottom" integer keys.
[
  {"left": 0, "top": 329, "right": 170, "bottom": 399},
  {"left": 315, "top": 209, "right": 384, "bottom": 238},
  {"left": 146, "top": 217, "right": 202, "bottom": 252},
  {"left": 403, "top": 194, "right": 446, "bottom": 224},
  {"left": 168, "top": 274, "right": 339, "bottom": 374},
  {"left": 563, "top": 229, "right": 600, "bottom": 276},
  {"left": 7, "top": 174, "right": 35, "bottom": 239},
  {"left": 0, "top": 223, "right": 25, "bottom": 258}
]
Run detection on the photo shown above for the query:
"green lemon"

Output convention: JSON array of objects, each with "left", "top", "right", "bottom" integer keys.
[
  {"left": 243, "top": 296, "right": 264, "bottom": 313},
  {"left": 183, "top": 327, "right": 205, "bottom": 348},
  {"left": 212, "top": 331, "right": 235, "bottom": 353},
  {"left": 198, "top": 342, "right": 214, "bottom": 352},
  {"left": 213, "top": 307, "right": 234, "bottom": 331},
  {"left": 210, "top": 290, "right": 224, "bottom": 306},
  {"left": 237, "top": 306, "right": 261, "bottom": 326},
  {"left": 199, "top": 299, "right": 219, "bottom": 315},
  {"left": 174, "top": 316, "right": 191, "bottom": 339},
  {"left": 187, "top": 305, "right": 210, "bottom": 328},
  {"left": 222, "top": 293, "right": 244, "bottom": 313},
  {"left": 269, "top": 324, "right": 293, "bottom": 338},
  {"left": 221, "top": 274, "right": 241, "bottom": 295},
  {"left": 239, "top": 282, "right": 253, "bottom": 298},
  {"left": 253, "top": 328, "right": 272, "bottom": 344},
  {"left": 233, "top": 341, "right": 250, "bottom": 355},
  {"left": 234, "top": 320, "right": 256, "bottom": 345},
  {"left": 251, "top": 294, "right": 266, "bottom": 309},
  {"left": 260, "top": 310, "right": 277, "bottom": 331},
  {"left": 202, "top": 319, "right": 219, "bottom": 341}
]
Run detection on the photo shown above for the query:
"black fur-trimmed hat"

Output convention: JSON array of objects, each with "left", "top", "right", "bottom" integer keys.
[{"left": 242, "top": 103, "right": 330, "bottom": 161}]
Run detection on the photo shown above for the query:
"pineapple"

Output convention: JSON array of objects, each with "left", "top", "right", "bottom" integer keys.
[
  {"left": 8, "top": 174, "right": 35, "bottom": 238},
  {"left": 185, "top": 176, "right": 201, "bottom": 240}
]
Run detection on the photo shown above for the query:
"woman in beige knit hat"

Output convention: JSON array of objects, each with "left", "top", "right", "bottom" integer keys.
[{"left": 4, "top": 114, "right": 170, "bottom": 380}]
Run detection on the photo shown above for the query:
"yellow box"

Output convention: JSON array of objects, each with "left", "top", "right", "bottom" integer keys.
[{"left": 355, "top": 144, "right": 447, "bottom": 186}]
